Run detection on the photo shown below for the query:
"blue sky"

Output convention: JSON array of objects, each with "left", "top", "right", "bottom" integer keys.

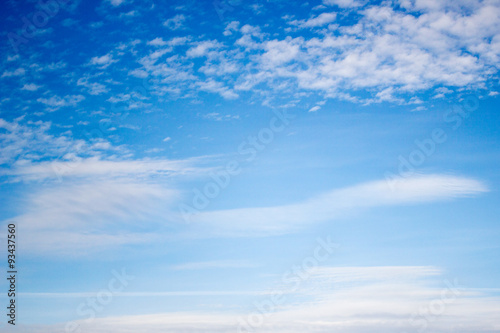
[{"left": 1, "top": 0, "right": 500, "bottom": 331}]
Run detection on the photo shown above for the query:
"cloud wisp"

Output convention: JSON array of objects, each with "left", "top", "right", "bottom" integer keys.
[
  {"left": 190, "top": 174, "right": 488, "bottom": 235},
  {"left": 20, "top": 266, "right": 500, "bottom": 332}
]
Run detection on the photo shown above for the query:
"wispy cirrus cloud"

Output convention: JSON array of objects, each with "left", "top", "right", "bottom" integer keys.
[
  {"left": 14, "top": 180, "right": 175, "bottom": 255},
  {"left": 190, "top": 174, "right": 488, "bottom": 236},
  {"left": 19, "top": 266, "right": 500, "bottom": 332},
  {"left": 5, "top": 157, "right": 215, "bottom": 181},
  {"left": 170, "top": 260, "right": 258, "bottom": 271}
]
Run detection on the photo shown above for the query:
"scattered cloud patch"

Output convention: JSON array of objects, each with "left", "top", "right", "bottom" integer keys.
[
  {"left": 290, "top": 12, "right": 337, "bottom": 28},
  {"left": 37, "top": 95, "right": 85, "bottom": 111},
  {"left": 21, "top": 83, "right": 42, "bottom": 91},
  {"left": 148, "top": 37, "right": 168, "bottom": 46},
  {"left": 323, "top": 0, "right": 366, "bottom": 8},
  {"left": 89, "top": 53, "right": 118, "bottom": 68},
  {"left": 163, "top": 14, "right": 186, "bottom": 30},
  {"left": 201, "top": 112, "right": 240, "bottom": 121},
  {"left": 106, "top": 0, "right": 127, "bottom": 6},
  {"left": 1, "top": 68, "right": 25, "bottom": 77}
]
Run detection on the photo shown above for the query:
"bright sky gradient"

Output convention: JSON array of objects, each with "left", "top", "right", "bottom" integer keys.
[{"left": 1, "top": 0, "right": 500, "bottom": 332}]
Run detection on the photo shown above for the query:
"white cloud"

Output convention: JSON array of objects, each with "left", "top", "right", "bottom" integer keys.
[
  {"left": 201, "top": 112, "right": 240, "bottom": 121},
  {"left": 223, "top": 21, "right": 240, "bottom": 36},
  {"left": 7, "top": 54, "right": 19, "bottom": 62},
  {"left": 189, "top": 174, "right": 488, "bottom": 236},
  {"left": 149, "top": 48, "right": 171, "bottom": 60},
  {"left": 21, "top": 83, "right": 42, "bottom": 91},
  {"left": 236, "top": 24, "right": 264, "bottom": 49},
  {"left": 119, "top": 10, "right": 137, "bottom": 18},
  {"left": 41, "top": 61, "right": 67, "bottom": 71},
  {"left": 5, "top": 157, "right": 212, "bottom": 181},
  {"left": 89, "top": 53, "right": 118, "bottom": 68},
  {"left": 171, "top": 260, "right": 257, "bottom": 270},
  {"left": 77, "top": 77, "right": 109, "bottom": 95},
  {"left": 199, "top": 60, "right": 240, "bottom": 75},
  {"left": 262, "top": 38, "right": 302, "bottom": 66},
  {"left": 323, "top": 0, "right": 365, "bottom": 8},
  {"left": 36, "top": 2, "right": 500, "bottom": 107},
  {"left": 2, "top": 156, "right": 218, "bottom": 255},
  {"left": 308, "top": 105, "right": 321, "bottom": 112},
  {"left": 0, "top": 119, "right": 82, "bottom": 166},
  {"left": 168, "top": 37, "right": 190, "bottom": 46},
  {"left": 197, "top": 79, "right": 239, "bottom": 100},
  {"left": 186, "top": 40, "right": 221, "bottom": 58},
  {"left": 290, "top": 12, "right": 337, "bottom": 28},
  {"left": 412, "top": 105, "right": 427, "bottom": 112},
  {"left": 20, "top": 181, "right": 174, "bottom": 230},
  {"left": 0, "top": 117, "right": 223, "bottom": 255},
  {"left": 106, "top": 0, "right": 126, "bottom": 6},
  {"left": 129, "top": 68, "right": 149, "bottom": 78},
  {"left": 1, "top": 68, "right": 25, "bottom": 77},
  {"left": 163, "top": 14, "right": 186, "bottom": 30},
  {"left": 20, "top": 266, "right": 500, "bottom": 332},
  {"left": 230, "top": 2, "right": 500, "bottom": 102},
  {"left": 107, "top": 93, "right": 131, "bottom": 103},
  {"left": 37, "top": 94, "right": 85, "bottom": 111},
  {"left": 148, "top": 37, "right": 168, "bottom": 46}
]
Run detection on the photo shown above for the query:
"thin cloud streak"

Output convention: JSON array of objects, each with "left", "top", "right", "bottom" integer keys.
[
  {"left": 170, "top": 260, "right": 259, "bottom": 270},
  {"left": 21, "top": 266, "right": 500, "bottom": 333},
  {"left": 191, "top": 174, "right": 488, "bottom": 235}
]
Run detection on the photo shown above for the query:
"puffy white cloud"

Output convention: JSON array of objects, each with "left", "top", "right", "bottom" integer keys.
[
  {"left": 163, "top": 14, "right": 186, "bottom": 30},
  {"left": 262, "top": 38, "right": 302, "bottom": 66},
  {"left": 223, "top": 21, "right": 240, "bottom": 36},
  {"left": 52, "top": 1, "right": 500, "bottom": 107},
  {"left": 147, "top": 37, "right": 168, "bottom": 46},
  {"left": 186, "top": 40, "right": 222, "bottom": 58},
  {"left": 89, "top": 53, "right": 118, "bottom": 68}
]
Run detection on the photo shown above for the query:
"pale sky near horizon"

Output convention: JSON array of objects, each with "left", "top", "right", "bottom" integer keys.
[{"left": 1, "top": 0, "right": 500, "bottom": 332}]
